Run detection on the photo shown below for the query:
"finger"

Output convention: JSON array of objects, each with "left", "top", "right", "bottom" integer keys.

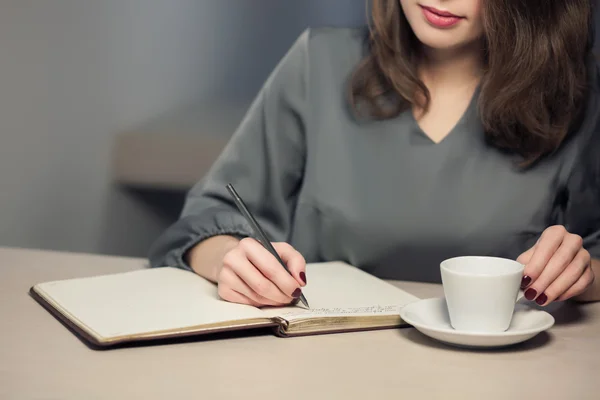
[
  {"left": 217, "top": 282, "right": 261, "bottom": 307},
  {"left": 516, "top": 245, "right": 536, "bottom": 266},
  {"left": 537, "top": 249, "right": 589, "bottom": 305},
  {"left": 522, "top": 226, "right": 567, "bottom": 285},
  {"left": 273, "top": 242, "right": 307, "bottom": 286},
  {"left": 226, "top": 242, "right": 293, "bottom": 304},
  {"left": 557, "top": 265, "right": 595, "bottom": 301},
  {"left": 220, "top": 265, "right": 286, "bottom": 307},
  {"left": 217, "top": 276, "right": 260, "bottom": 307},
  {"left": 222, "top": 254, "right": 289, "bottom": 306},
  {"left": 239, "top": 238, "right": 303, "bottom": 298},
  {"left": 517, "top": 245, "right": 536, "bottom": 288},
  {"left": 525, "top": 234, "right": 582, "bottom": 303}
]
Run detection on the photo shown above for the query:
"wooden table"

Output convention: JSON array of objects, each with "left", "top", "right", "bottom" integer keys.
[{"left": 2, "top": 247, "right": 599, "bottom": 399}]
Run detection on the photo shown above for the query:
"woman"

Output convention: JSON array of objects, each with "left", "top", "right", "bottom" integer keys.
[{"left": 149, "top": 0, "right": 600, "bottom": 308}]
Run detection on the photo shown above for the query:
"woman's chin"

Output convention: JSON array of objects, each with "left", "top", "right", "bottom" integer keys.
[
  {"left": 417, "top": 38, "right": 465, "bottom": 53},
  {"left": 413, "top": 31, "right": 482, "bottom": 54}
]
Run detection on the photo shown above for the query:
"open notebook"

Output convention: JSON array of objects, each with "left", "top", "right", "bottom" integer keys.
[{"left": 30, "top": 261, "right": 419, "bottom": 348}]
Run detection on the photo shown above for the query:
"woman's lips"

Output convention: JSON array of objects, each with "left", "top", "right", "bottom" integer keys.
[{"left": 420, "top": 5, "right": 463, "bottom": 28}]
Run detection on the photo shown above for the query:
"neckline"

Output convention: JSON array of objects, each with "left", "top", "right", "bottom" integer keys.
[{"left": 409, "top": 84, "right": 481, "bottom": 145}]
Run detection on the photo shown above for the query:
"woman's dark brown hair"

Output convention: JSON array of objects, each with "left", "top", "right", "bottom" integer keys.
[{"left": 350, "top": 0, "right": 595, "bottom": 165}]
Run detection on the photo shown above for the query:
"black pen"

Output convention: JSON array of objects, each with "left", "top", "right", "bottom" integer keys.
[{"left": 226, "top": 183, "right": 310, "bottom": 308}]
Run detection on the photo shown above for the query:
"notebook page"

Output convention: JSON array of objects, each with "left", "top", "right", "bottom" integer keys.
[
  {"left": 34, "top": 267, "right": 266, "bottom": 339},
  {"left": 262, "top": 261, "right": 419, "bottom": 320}
]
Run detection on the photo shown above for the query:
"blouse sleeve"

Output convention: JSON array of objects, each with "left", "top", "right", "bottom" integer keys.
[{"left": 148, "top": 29, "right": 311, "bottom": 270}]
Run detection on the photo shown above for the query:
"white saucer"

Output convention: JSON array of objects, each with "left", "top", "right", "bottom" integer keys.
[{"left": 399, "top": 297, "right": 555, "bottom": 348}]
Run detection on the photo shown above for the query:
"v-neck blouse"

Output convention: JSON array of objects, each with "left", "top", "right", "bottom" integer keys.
[{"left": 149, "top": 27, "right": 600, "bottom": 283}]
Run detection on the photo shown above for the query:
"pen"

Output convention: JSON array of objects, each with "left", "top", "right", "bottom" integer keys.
[{"left": 226, "top": 183, "right": 310, "bottom": 308}]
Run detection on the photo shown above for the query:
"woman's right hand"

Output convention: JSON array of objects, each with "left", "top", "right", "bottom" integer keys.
[{"left": 216, "top": 237, "right": 307, "bottom": 307}]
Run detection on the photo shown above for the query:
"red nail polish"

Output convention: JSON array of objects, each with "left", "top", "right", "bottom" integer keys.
[
  {"left": 520, "top": 275, "right": 531, "bottom": 289},
  {"left": 292, "top": 288, "right": 302, "bottom": 298},
  {"left": 300, "top": 272, "right": 306, "bottom": 284},
  {"left": 536, "top": 293, "right": 548, "bottom": 305},
  {"left": 524, "top": 288, "right": 537, "bottom": 301}
]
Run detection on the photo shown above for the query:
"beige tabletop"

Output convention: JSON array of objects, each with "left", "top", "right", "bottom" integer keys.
[{"left": 1, "top": 247, "right": 599, "bottom": 399}]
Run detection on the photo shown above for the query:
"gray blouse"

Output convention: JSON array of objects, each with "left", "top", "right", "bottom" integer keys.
[{"left": 148, "top": 27, "right": 600, "bottom": 283}]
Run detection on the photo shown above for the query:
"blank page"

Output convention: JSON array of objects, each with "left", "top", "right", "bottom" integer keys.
[{"left": 33, "top": 267, "right": 266, "bottom": 340}]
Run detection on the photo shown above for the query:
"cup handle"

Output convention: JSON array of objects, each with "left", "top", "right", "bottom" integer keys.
[{"left": 516, "top": 289, "right": 525, "bottom": 303}]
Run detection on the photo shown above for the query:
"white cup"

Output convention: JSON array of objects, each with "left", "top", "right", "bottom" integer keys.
[{"left": 440, "top": 256, "right": 524, "bottom": 333}]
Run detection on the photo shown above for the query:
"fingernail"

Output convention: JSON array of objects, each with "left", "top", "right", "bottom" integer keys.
[
  {"left": 520, "top": 275, "right": 532, "bottom": 289},
  {"left": 292, "top": 288, "right": 302, "bottom": 298},
  {"left": 524, "top": 288, "right": 537, "bottom": 301},
  {"left": 300, "top": 272, "right": 306, "bottom": 284},
  {"left": 536, "top": 293, "right": 548, "bottom": 306}
]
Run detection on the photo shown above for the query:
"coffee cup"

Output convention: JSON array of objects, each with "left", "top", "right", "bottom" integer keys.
[{"left": 440, "top": 256, "right": 524, "bottom": 333}]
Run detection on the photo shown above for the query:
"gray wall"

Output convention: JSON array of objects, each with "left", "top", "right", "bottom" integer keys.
[{"left": 0, "top": 0, "right": 365, "bottom": 256}]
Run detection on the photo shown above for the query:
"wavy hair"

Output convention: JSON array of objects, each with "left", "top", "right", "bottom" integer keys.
[{"left": 350, "top": 0, "right": 595, "bottom": 165}]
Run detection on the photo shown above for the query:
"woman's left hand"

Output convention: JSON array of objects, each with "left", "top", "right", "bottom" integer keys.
[{"left": 517, "top": 225, "right": 595, "bottom": 305}]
